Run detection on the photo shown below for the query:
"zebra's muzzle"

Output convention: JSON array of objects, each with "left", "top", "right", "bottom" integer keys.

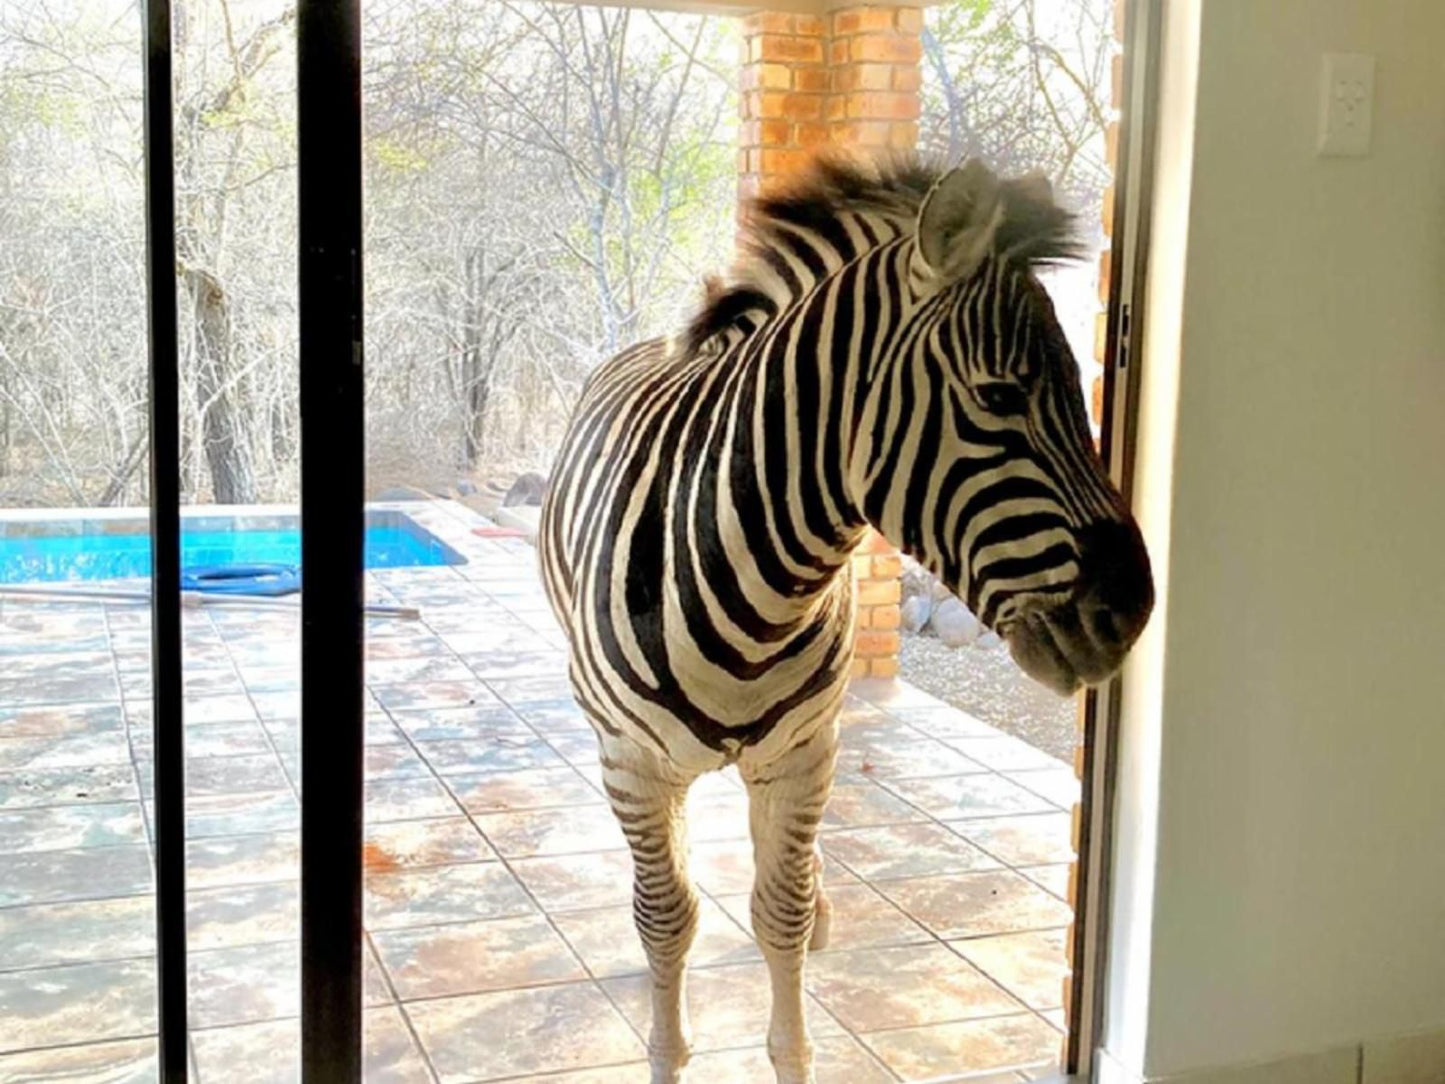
[{"left": 1003, "top": 518, "right": 1154, "bottom": 696}]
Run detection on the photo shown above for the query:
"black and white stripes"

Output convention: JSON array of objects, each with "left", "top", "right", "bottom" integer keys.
[{"left": 538, "top": 154, "right": 1152, "bottom": 1083}]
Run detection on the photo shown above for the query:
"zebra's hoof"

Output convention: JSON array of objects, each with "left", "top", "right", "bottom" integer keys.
[
  {"left": 648, "top": 1045, "right": 690, "bottom": 1084},
  {"left": 808, "top": 892, "right": 832, "bottom": 951}
]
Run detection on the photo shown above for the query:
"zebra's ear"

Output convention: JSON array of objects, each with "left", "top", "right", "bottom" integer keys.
[{"left": 916, "top": 160, "right": 1004, "bottom": 281}]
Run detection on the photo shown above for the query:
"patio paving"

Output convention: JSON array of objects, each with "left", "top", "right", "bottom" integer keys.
[{"left": 0, "top": 500, "right": 1076, "bottom": 1083}]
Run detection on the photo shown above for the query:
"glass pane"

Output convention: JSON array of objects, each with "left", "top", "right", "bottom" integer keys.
[
  {"left": 360, "top": 2, "right": 739, "bottom": 1079},
  {"left": 0, "top": 0, "right": 158, "bottom": 1074}
]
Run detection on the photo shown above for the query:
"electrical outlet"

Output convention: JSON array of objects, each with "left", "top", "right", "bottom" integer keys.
[{"left": 1318, "top": 52, "right": 1375, "bottom": 157}]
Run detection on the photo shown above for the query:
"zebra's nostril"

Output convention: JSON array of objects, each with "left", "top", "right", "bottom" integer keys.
[{"left": 1075, "top": 517, "right": 1155, "bottom": 647}]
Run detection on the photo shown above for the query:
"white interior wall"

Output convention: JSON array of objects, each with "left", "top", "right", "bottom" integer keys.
[{"left": 1105, "top": 0, "right": 1445, "bottom": 1078}]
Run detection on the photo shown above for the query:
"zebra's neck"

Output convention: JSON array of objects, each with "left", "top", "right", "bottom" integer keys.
[{"left": 710, "top": 229, "right": 923, "bottom": 607}]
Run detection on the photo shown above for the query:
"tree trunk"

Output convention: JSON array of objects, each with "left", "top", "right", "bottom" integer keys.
[
  {"left": 460, "top": 247, "right": 496, "bottom": 471},
  {"left": 184, "top": 267, "right": 257, "bottom": 504}
]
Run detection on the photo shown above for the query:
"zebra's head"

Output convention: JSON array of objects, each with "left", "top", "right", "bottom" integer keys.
[{"left": 862, "top": 160, "right": 1153, "bottom": 695}]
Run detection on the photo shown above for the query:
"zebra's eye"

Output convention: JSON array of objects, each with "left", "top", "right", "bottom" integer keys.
[{"left": 976, "top": 382, "right": 1028, "bottom": 416}]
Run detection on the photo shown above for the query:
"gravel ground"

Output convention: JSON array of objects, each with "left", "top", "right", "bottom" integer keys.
[{"left": 898, "top": 632, "right": 1080, "bottom": 763}]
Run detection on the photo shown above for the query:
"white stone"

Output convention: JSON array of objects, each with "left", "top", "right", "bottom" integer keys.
[{"left": 930, "top": 597, "right": 980, "bottom": 647}]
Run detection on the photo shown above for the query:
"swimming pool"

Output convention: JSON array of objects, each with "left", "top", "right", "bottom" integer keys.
[{"left": 0, "top": 510, "right": 465, "bottom": 584}]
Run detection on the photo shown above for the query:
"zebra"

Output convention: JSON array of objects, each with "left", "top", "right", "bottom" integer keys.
[{"left": 538, "top": 154, "right": 1154, "bottom": 1084}]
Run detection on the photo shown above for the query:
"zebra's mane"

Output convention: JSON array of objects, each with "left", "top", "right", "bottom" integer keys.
[{"left": 683, "top": 153, "right": 1080, "bottom": 356}]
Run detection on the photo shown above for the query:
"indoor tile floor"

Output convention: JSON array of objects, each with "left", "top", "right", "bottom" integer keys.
[{"left": 0, "top": 502, "right": 1077, "bottom": 1083}]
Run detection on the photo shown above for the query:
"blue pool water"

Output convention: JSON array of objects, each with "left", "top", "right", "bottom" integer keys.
[{"left": 0, "top": 525, "right": 461, "bottom": 585}]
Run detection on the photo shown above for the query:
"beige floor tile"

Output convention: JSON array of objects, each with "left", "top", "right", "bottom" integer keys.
[
  {"left": 0, "top": 1037, "right": 156, "bottom": 1083},
  {"left": 880, "top": 774, "right": 1057, "bottom": 820},
  {"left": 877, "top": 870, "right": 1072, "bottom": 939},
  {"left": 822, "top": 779, "right": 930, "bottom": 830},
  {"left": 948, "top": 813, "right": 1075, "bottom": 867},
  {"left": 602, "top": 961, "right": 842, "bottom": 1054},
  {"left": 861, "top": 1012, "right": 1060, "bottom": 1080},
  {"left": 1017, "top": 864, "right": 1072, "bottom": 901},
  {"left": 365, "top": 862, "right": 535, "bottom": 930},
  {"left": 191, "top": 1007, "right": 430, "bottom": 1083},
  {"left": 716, "top": 882, "right": 930, "bottom": 954},
  {"left": 823, "top": 821, "right": 1001, "bottom": 880},
  {"left": 806, "top": 943, "right": 1022, "bottom": 1031},
  {"left": 683, "top": 1034, "right": 895, "bottom": 1083},
  {"left": 950, "top": 929, "right": 1069, "bottom": 1011},
  {"left": 552, "top": 897, "right": 758, "bottom": 977},
  {"left": 473, "top": 807, "right": 628, "bottom": 858},
  {"left": 446, "top": 766, "right": 602, "bottom": 814},
  {"left": 372, "top": 913, "right": 586, "bottom": 999},
  {"left": 364, "top": 816, "right": 496, "bottom": 870},
  {"left": 405, "top": 981, "right": 644, "bottom": 1083},
  {"left": 510, "top": 851, "right": 635, "bottom": 912},
  {"left": 0, "top": 958, "right": 155, "bottom": 1054}
]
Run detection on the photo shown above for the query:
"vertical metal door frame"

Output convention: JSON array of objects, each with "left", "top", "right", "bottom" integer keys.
[
  {"left": 297, "top": 0, "right": 368, "bottom": 1077},
  {"left": 1064, "top": 0, "right": 1163, "bottom": 1075},
  {"left": 141, "top": 0, "right": 187, "bottom": 1077}
]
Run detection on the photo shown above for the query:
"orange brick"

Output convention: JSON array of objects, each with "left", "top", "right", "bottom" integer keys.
[
  {"left": 851, "top": 554, "right": 872, "bottom": 579},
  {"left": 871, "top": 554, "right": 902, "bottom": 579},
  {"left": 857, "top": 63, "right": 896, "bottom": 91},
  {"left": 888, "top": 121, "right": 919, "bottom": 150},
  {"left": 1111, "top": 52, "right": 1124, "bottom": 109},
  {"left": 1105, "top": 123, "right": 1119, "bottom": 171},
  {"left": 795, "top": 13, "right": 826, "bottom": 36},
  {"left": 760, "top": 147, "right": 811, "bottom": 175},
  {"left": 759, "top": 118, "right": 791, "bottom": 145},
  {"left": 757, "top": 62, "right": 793, "bottom": 91},
  {"left": 1095, "top": 311, "right": 1109, "bottom": 364},
  {"left": 857, "top": 578, "right": 901, "bottom": 606},
  {"left": 1091, "top": 374, "right": 1104, "bottom": 425},
  {"left": 861, "top": 530, "right": 895, "bottom": 555},
  {"left": 849, "top": 656, "right": 871, "bottom": 680},
  {"left": 1113, "top": 0, "right": 1127, "bottom": 40},
  {"left": 1068, "top": 861, "right": 1080, "bottom": 904},
  {"left": 796, "top": 121, "right": 831, "bottom": 147},
  {"left": 855, "top": 606, "right": 874, "bottom": 629},
  {"left": 758, "top": 34, "right": 825, "bottom": 65},
  {"left": 896, "top": 6, "right": 923, "bottom": 33},
  {"left": 784, "top": 93, "right": 824, "bottom": 121},
  {"left": 830, "top": 39, "right": 849, "bottom": 65},
  {"left": 739, "top": 120, "right": 760, "bottom": 147},
  {"left": 834, "top": 120, "right": 892, "bottom": 147},
  {"left": 1101, "top": 180, "right": 1116, "bottom": 235},
  {"left": 1074, "top": 742, "right": 1086, "bottom": 779},
  {"left": 1071, "top": 803, "right": 1083, "bottom": 853},
  {"left": 892, "top": 66, "right": 921, "bottom": 92},
  {"left": 851, "top": 35, "right": 921, "bottom": 64},
  {"left": 871, "top": 604, "right": 901, "bottom": 630},
  {"left": 868, "top": 656, "right": 900, "bottom": 679},
  {"left": 744, "top": 11, "right": 793, "bottom": 34},
  {"left": 737, "top": 175, "right": 761, "bottom": 201},
  {"left": 831, "top": 10, "right": 862, "bottom": 34},
  {"left": 747, "top": 148, "right": 763, "bottom": 174},
  {"left": 856, "top": 8, "right": 899, "bottom": 32},
  {"left": 748, "top": 91, "right": 789, "bottom": 119},
  {"left": 793, "top": 67, "right": 829, "bottom": 93},
  {"left": 846, "top": 91, "right": 921, "bottom": 121}
]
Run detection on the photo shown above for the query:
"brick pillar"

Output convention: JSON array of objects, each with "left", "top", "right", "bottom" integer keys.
[
  {"left": 738, "top": 6, "right": 920, "bottom": 680},
  {"left": 739, "top": 7, "right": 922, "bottom": 199}
]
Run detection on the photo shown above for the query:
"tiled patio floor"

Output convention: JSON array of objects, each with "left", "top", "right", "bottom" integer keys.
[{"left": 0, "top": 501, "right": 1076, "bottom": 1083}]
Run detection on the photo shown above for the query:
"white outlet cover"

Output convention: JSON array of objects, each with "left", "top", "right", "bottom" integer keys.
[{"left": 1318, "top": 52, "right": 1375, "bottom": 157}]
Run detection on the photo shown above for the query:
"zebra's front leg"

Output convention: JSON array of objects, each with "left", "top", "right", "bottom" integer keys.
[
  {"left": 742, "top": 725, "right": 838, "bottom": 1084},
  {"left": 600, "top": 742, "right": 699, "bottom": 1084}
]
